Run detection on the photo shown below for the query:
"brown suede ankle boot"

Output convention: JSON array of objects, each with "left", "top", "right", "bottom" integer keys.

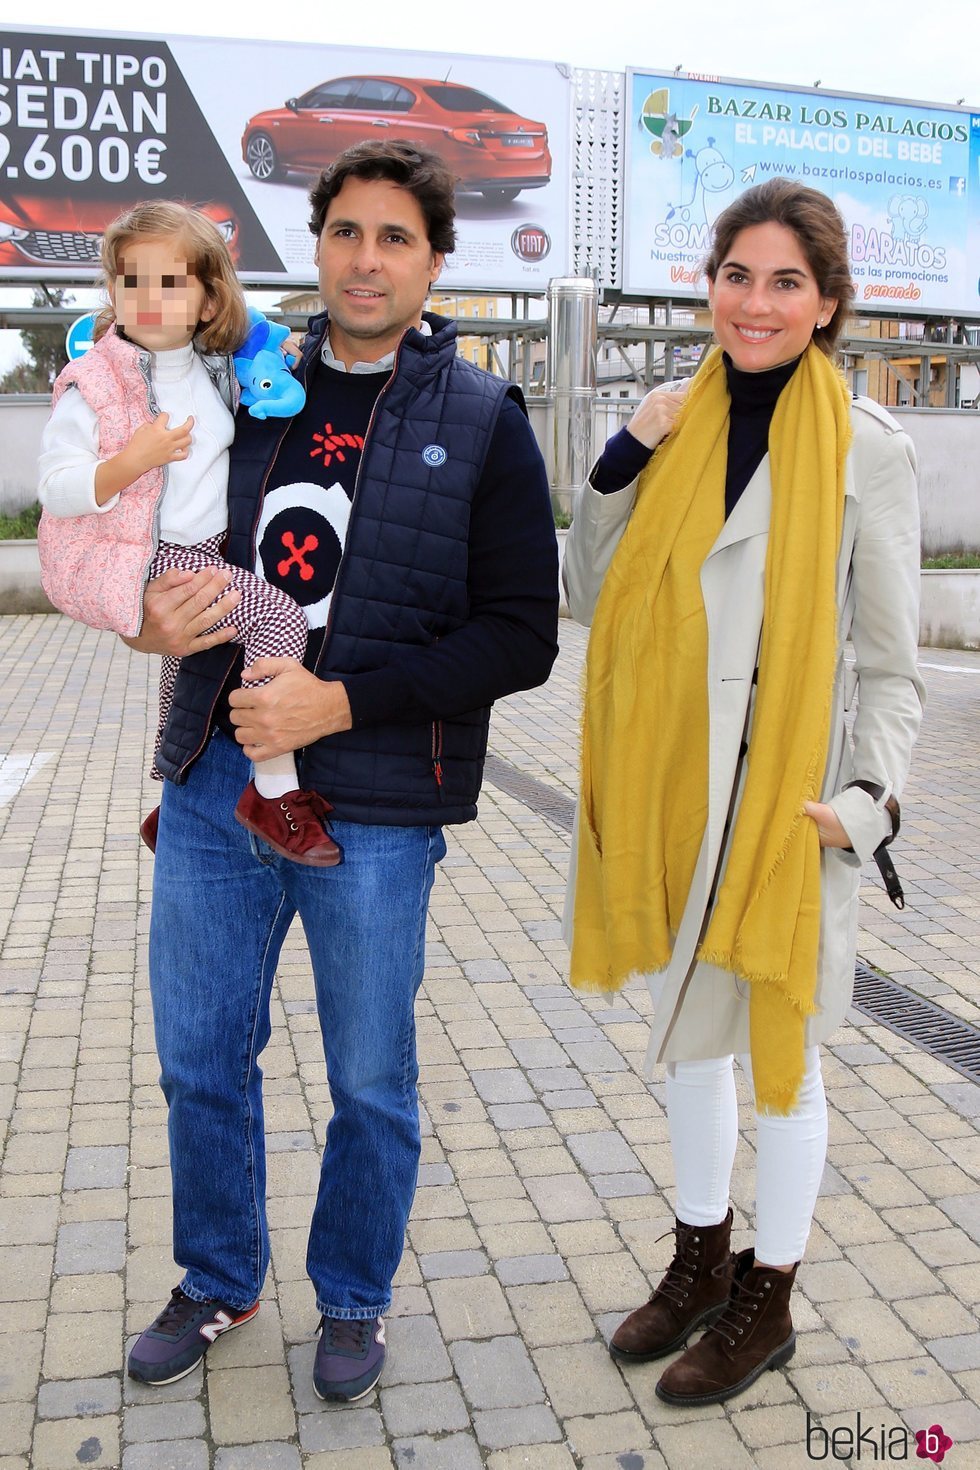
[
  {"left": 655, "top": 1246, "right": 799, "bottom": 1405},
  {"left": 609, "top": 1208, "right": 733, "bottom": 1363}
]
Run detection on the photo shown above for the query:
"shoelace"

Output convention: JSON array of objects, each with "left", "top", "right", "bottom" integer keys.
[
  {"left": 650, "top": 1224, "right": 708, "bottom": 1308},
  {"left": 151, "top": 1287, "right": 206, "bottom": 1338},
  {"left": 279, "top": 790, "right": 333, "bottom": 833},
  {"left": 705, "top": 1273, "right": 768, "bottom": 1347},
  {"left": 321, "top": 1318, "right": 372, "bottom": 1354}
]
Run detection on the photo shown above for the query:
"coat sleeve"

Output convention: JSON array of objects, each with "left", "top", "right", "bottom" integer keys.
[
  {"left": 38, "top": 388, "right": 120, "bottom": 517},
  {"left": 826, "top": 419, "right": 925, "bottom": 863},
  {"left": 562, "top": 468, "right": 638, "bottom": 626}
]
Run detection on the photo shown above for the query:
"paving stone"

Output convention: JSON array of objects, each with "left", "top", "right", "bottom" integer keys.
[
  {"left": 469, "top": 1069, "right": 534, "bottom": 1105},
  {"left": 42, "top": 1311, "right": 123, "bottom": 1379},
  {"left": 926, "top": 1334, "right": 980, "bottom": 1372},
  {"left": 495, "top": 1254, "right": 568, "bottom": 1286},
  {"left": 122, "top": 1444, "right": 209, "bottom": 1470},
  {"left": 380, "top": 1378, "right": 470, "bottom": 1436},
  {"left": 123, "top": 1401, "right": 206, "bottom": 1441},
  {"left": 472, "top": 1403, "right": 562, "bottom": 1449},
  {"left": 54, "top": 1220, "right": 126, "bottom": 1275},
  {"left": 787, "top": 1362, "right": 886, "bottom": 1413},
  {"left": 533, "top": 1341, "right": 634, "bottom": 1418},
  {"left": 62, "top": 1146, "right": 128, "bottom": 1191},
  {"left": 418, "top": 1249, "right": 489, "bottom": 1281},
  {"left": 648, "top": 1417, "right": 758, "bottom": 1469},
  {"left": 488, "top": 1102, "right": 551, "bottom": 1130},
  {"left": 566, "top": 1130, "right": 641, "bottom": 1176},
  {"left": 297, "top": 1406, "right": 385, "bottom": 1453},
  {"left": 214, "top": 1447, "right": 302, "bottom": 1470},
  {"left": 487, "top": 1449, "right": 576, "bottom": 1470},
  {"left": 523, "top": 1173, "right": 604, "bottom": 1223},
  {"left": 207, "top": 1366, "right": 295, "bottom": 1444},
  {"left": 392, "top": 1433, "right": 483, "bottom": 1469},
  {"left": 941, "top": 1192, "right": 980, "bottom": 1242},
  {"left": 450, "top": 1335, "right": 544, "bottom": 1409},
  {"left": 30, "top": 1416, "right": 121, "bottom": 1470},
  {"left": 563, "top": 1410, "right": 654, "bottom": 1457},
  {"left": 36, "top": 1378, "right": 121, "bottom": 1419},
  {"left": 383, "top": 1314, "right": 453, "bottom": 1387},
  {"left": 429, "top": 1275, "right": 516, "bottom": 1340}
]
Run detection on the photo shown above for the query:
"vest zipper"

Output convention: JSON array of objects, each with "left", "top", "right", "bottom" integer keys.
[
  {"left": 431, "top": 720, "right": 444, "bottom": 792},
  {"left": 135, "top": 350, "right": 166, "bottom": 632},
  {"left": 298, "top": 334, "right": 405, "bottom": 783}
]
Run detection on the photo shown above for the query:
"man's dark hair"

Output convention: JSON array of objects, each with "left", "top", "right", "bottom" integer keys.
[{"left": 308, "top": 140, "right": 457, "bottom": 255}]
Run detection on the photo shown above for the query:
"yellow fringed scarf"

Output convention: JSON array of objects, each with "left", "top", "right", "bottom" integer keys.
[{"left": 570, "top": 343, "right": 852, "bottom": 1114}]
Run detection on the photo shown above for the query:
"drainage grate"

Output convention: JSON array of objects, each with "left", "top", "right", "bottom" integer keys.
[
  {"left": 484, "top": 753, "right": 980, "bottom": 1085},
  {"left": 483, "top": 754, "right": 575, "bottom": 833},
  {"left": 852, "top": 962, "right": 980, "bottom": 1085}
]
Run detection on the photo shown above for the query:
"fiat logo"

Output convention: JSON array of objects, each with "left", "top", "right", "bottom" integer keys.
[{"left": 511, "top": 224, "right": 551, "bottom": 262}]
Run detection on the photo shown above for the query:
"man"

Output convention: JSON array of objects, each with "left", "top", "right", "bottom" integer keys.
[{"left": 124, "top": 140, "right": 559, "bottom": 1401}]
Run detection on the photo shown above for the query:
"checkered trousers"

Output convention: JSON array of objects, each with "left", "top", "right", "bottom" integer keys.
[{"left": 149, "top": 536, "right": 308, "bottom": 776}]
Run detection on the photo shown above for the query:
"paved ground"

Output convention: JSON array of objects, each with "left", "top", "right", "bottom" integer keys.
[{"left": 1, "top": 613, "right": 978, "bottom": 1470}]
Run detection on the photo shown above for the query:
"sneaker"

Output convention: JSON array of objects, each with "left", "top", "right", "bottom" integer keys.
[
  {"left": 139, "top": 806, "right": 160, "bottom": 853},
  {"left": 313, "top": 1315, "right": 386, "bottom": 1402},
  {"left": 127, "top": 1287, "right": 259, "bottom": 1384},
  {"left": 234, "top": 782, "right": 343, "bottom": 867}
]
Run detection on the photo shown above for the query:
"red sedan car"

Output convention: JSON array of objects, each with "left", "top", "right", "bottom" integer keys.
[
  {"left": 242, "top": 76, "right": 551, "bottom": 203},
  {"left": 0, "top": 196, "right": 239, "bottom": 272}
]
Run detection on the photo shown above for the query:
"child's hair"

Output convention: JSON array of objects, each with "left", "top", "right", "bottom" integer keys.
[{"left": 95, "top": 200, "right": 249, "bottom": 353}]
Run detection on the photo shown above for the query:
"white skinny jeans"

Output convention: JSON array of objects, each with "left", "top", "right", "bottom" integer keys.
[{"left": 665, "top": 1047, "right": 827, "bottom": 1266}]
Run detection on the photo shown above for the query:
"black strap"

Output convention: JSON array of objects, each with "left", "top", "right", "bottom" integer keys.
[{"left": 841, "top": 780, "right": 904, "bottom": 909}]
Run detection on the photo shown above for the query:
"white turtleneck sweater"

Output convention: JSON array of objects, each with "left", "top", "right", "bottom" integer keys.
[{"left": 39, "top": 343, "right": 235, "bottom": 546}]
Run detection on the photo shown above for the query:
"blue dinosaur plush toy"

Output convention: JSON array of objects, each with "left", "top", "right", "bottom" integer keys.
[{"left": 234, "top": 307, "right": 306, "bottom": 419}]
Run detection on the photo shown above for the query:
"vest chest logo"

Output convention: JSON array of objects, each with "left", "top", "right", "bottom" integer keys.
[{"left": 422, "top": 444, "right": 447, "bottom": 467}]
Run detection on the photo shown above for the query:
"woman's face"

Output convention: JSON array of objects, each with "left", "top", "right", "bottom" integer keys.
[{"left": 707, "top": 221, "right": 838, "bottom": 373}]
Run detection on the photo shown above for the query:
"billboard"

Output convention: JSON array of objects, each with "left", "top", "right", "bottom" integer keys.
[
  {"left": 0, "top": 26, "right": 571, "bottom": 288},
  {"left": 624, "top": 70, "right": 977, "bottom": 316}
]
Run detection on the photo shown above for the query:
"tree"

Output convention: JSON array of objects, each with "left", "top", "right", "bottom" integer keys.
[{"left": 0, "top": 286, "right": 74, "bottom": 393}]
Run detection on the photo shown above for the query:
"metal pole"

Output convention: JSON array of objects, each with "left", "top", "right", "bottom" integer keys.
[{"left": 546, "top": 276, "right": 598, "bottom": 517}]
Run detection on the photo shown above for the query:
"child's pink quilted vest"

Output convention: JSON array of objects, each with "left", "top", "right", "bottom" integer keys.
[{"left": 38, "top": 328, "right": 167, "bottom": 636}]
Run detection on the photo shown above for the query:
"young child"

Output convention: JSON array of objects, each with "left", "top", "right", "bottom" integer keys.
[{"left": 37, "top": 200, "right": 341, "bottom": 867}]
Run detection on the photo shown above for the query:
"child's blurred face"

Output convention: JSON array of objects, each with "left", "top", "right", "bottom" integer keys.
[{"left": 110, "top": 236, "right": 215, "bottom": 352}]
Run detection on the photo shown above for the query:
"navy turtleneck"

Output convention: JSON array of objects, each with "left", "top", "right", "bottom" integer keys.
[
  {"left": 723, "top": 352, "right": 801, "bottom": 518},
  {"left": 590, "top": 353, "right": 803, "bottom": 516}
]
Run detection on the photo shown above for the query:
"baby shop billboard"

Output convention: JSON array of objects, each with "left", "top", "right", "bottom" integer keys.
[
  {"left": 624, "top": 69, "right": 978, "bottom": 317},
  {"left": 0, "top": 25, "right": 571, "bottom": 289}
]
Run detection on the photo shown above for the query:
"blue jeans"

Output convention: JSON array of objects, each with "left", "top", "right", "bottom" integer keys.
[{"left": 148, "top": 729, "right": 445, "bottom": 1320}]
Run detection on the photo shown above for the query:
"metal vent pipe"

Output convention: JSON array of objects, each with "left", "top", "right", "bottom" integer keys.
[{"left": 546, "top": 277, "right": 598, "bottom": 515}]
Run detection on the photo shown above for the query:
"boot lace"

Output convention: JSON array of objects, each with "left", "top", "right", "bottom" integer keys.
[
  {"left": 705, "top": 1270, "right": 769, "bottom": 1347},
  {"left": 650, "top": 1223, "right": 719, "bottom": 1308}
]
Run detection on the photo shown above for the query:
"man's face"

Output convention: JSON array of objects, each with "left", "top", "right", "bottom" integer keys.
[{"left": 316, "top": 176, "right": 444, "bottom": 367}]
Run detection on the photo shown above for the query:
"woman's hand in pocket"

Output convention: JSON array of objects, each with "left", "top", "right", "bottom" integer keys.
[{"left": 804, "top": 800, "right": 851, "bottom": 849}]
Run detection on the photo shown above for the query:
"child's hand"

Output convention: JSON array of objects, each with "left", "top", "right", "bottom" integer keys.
[
  {"left": 128, "top": 413, "right": 195, "bottom": 473},
  {"left": 95, "top": 414, "right": 195, "bottom": 504}
]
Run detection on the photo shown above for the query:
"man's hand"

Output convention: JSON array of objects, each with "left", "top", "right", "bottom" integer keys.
[
  {"left": 804, "top": 800, "right": 851, "bottom": 849},
  {"left": 122, "top": 567, "right": 241, "bottom": 656},
  {"left": 228, "top": 658, "right": 353, "bottom": 760}
]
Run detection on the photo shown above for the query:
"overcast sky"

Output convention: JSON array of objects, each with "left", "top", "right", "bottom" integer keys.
[{"left": 26, "top": 1, "right": 979, "bottom": 109}]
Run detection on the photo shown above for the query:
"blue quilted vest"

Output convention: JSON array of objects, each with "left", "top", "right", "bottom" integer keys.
[{"left": 156, "top": 311, "right": 522, "bottom": 826}]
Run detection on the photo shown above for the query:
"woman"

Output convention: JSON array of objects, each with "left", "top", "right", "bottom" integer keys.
[{"left": 563, "top": 178, "right": 923, "bottom": 1407}]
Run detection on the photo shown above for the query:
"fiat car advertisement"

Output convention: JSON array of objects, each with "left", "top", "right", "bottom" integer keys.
[{"left": 0, "top": 26, "right": 570, "bottom": 288}]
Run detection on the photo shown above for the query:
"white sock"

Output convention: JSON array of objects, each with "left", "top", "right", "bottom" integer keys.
[{"left": 254, "top": 754, "right": 299, "bottom": 800}]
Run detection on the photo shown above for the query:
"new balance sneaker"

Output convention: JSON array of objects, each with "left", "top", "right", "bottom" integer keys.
[
  {"left": 127, "top": 1287, "right": 259, "bottom": 1384},
  {"left": 313, "top": 1315, "right": 386, "bottom": 1402}
]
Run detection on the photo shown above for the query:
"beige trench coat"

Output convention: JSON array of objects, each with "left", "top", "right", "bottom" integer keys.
[{"left": 563, "top": 395, "right": 925, "bottom": 1071}]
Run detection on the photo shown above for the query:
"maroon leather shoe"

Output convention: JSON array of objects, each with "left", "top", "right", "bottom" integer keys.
[
  {"left": 234, "top": 782, "right": 343, "bottom": 867},
  {"left": 140, "top": 807, "right": 160, "bottom": 853}
]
